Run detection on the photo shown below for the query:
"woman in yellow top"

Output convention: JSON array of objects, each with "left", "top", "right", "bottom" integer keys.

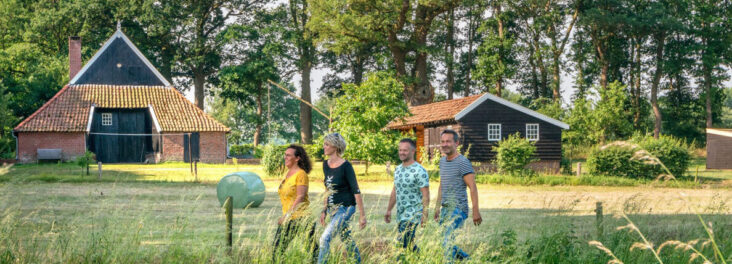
[{"left": 273, "top": 144, "right": 318, "bottom": 262}]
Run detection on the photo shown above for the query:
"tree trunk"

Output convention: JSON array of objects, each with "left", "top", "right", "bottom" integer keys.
[
  {"left": 704, "top": 63, "right": 713, "bottom": 128},
  {"left": 300, "top": 59, "right": 313, "bottom": 144},
  {"left": 409, "top": 5, "right": 436, "bottom": 105},
  {"left": 193, "top": 71, "right": 205, "bottom": 109},
  {"left": 445, "top": 7, "right": 455, "bottom": 100},
  {"left": 633, "top": 40, "right": 642, "bottom": 128},
  {"left": 650, "top": 33, "right": 665, "bottom": 139},
  {"left": 352, "top": 52, "right": 365, "bottom": 85},
  {"left": 551, "top": 52, "right": 560, "bottom": 101},
  {"left": 254, "top": 91, "right": 263, "bottom": 146},
  {"left": 495, "top": 3, "right": 504, "bottom": 97},
  {"left": 465, "top": 3, "right": 474, "bottom": 97}
]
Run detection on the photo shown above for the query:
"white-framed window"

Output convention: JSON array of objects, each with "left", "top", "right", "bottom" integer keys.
[
  {"left": 487, "top": 123, "right": 501, "bottom": 141},
  {"left": 526, "top": 123, "right": 539, "bottom": 141},
  {"left": 101, "top": 113, "right": 112, "bottom": 126}
]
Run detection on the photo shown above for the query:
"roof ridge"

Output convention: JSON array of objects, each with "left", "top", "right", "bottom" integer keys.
[
  {"left": 408, "top": 93, "right": 485, "bottom": 109},
  {"left": 13, "top": 85, "right": 71, "bottom": 132}
]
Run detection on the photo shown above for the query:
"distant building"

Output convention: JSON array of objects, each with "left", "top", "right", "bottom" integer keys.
[
  {"left": 387, "top": 93, "right": 569, "bottom": 172},
  {"left": 13, "top": 27, "right": 229, "bottom": 163},
  {"left": 706, "top": 128, "right": 732, "bottom": 169}
]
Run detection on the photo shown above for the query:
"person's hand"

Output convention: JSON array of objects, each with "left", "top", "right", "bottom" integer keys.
[
  {"left": 473, "top": 210, "right": 482, "bottom": 226},
  {"left": 319, "top": 211, "right": 326, "bottom": 226},
  {"left": 359, "top": 215, "right": 367, "bottom": 229},
  {"left": 434, "top": 208, "right": 441, "bottom": 222},
  {"left": 384, "top": 211, "right": 391, "bottom": 223}
]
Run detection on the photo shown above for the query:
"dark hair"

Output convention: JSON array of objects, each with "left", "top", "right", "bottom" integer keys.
[
  {"left": 399, "top": 138, "right": 417, "bottom": 149},
  {"left": 441, "top": 129, "right": 459, "bottom": 143},
  {"left": 287, "top": 144, "right": 312, "bottom": 173}
]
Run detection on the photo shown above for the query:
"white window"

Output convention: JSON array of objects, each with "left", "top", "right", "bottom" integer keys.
[
  {"left": 487, "top": 123, "right": 501, "bottom": 141},
  {"left": 101, "top": 113, "right": 112, "bottom": 126},
  {"left": 526, "top": 123, "right": 539, "bottom": 141}
]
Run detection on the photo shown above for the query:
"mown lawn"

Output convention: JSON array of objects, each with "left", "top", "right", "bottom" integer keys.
[{"left": 1, "top": 161, "right": 731, "bottom": 263}]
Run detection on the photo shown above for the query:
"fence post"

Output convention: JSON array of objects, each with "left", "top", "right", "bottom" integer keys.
[
  {"left": 225, "top": 196, "right": 233, "bottom": 254},
  {"left": 194, "top": 160, "right": 198, "bottom": 182},
  {"left": 576, "top": 162, "right": 582, "bottom": 177},
  {"left": 595, "top": 202, "right": 603, "bottom": 239},
  {"left": 97, "top": 162, "right": 102, "bottom": 180}
]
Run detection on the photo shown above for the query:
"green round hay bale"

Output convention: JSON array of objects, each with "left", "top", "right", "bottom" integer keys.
[{"left": 216, "top": 172, "right": 266, "bottom": 208}]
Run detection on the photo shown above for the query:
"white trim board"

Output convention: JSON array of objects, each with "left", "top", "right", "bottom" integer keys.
[
  {"left": 148, "top": 105, "right": 162, "bottom": 132},
  {"left": 454, "top": 93, "right": 570, "bottom": 130},
  {"left": 69, "top": 28, "right": 171, "bottom": 87},
  {"left": 707, "top": 128, "right": 732, "bottom": 138},
  {"left": 86, "top": 105, "right": 95, "bottom": 132}
]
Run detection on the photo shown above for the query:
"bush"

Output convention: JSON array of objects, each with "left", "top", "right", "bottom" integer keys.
[
  {"left": 303, "top": 136, "right": 325, "bottom": 161},
  {"left": 75, "top": 151, "right": 96, "bottom": 176},
  {"left": 229, "top": 144, "right": 263, "bottom": 158},
  {"left": 635, "top": 135, "right": 691, "bottom": 178},
  {"left": 492, "top": 133, "right": 537, "bottom": 176},
  {"left": 261, "top": 144, "right": 287, "bottom": 177},
  {"left": 587, "top": 135, "right": 691, "bottom": 179}
]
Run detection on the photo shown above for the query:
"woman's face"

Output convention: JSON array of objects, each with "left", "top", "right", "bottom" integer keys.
[
  {"left": 323, "top": 142, "right": 336, "bottom": 156},
  {"left": 284, "top": 148, "right": 299, "bottom": 169}
]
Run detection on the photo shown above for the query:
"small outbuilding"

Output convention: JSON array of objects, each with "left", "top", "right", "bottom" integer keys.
[
  {"left": 13, "top": 26, "right": 229, "bottom": 163},
  {"left": 706, "top": 128, "right": 732, "bottom": 169},
  {"left": 387, "top": 93, "right": 569, "bottom": 172}
]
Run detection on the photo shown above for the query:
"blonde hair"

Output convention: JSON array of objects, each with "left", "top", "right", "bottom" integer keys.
[{"left": 323, "top": 133, "right": 347, "bottom": 156}]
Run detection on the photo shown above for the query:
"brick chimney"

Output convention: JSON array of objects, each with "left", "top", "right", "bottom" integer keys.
[{"left": 68, "top": 36, "right": 81, "bottom": 80}]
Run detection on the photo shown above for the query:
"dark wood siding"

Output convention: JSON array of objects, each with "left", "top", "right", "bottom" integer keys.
[
  {"left": 706, "top": 130, "right": 732, "bottom": 169},
  {"left": 457, "top": 103, "right": 562, "bottom": 162},
  {"left": 89, "top": 108, "right": 153, "bottom": 163},
  {"left": 74, "top": 37, "right": 165, "bottom": 86}
]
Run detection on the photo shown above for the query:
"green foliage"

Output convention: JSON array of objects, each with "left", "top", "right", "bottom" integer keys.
[
  {"left": 587, "top": 135, "right": 691, "bottom": 179},
  {"left": 492, "top": 133, "right": 537, "bottom": 176},
  {"left": 331, "top": 71, "right": 409, "bottom": 168},
  {"left": 228, "top": 144, "right": 263, "bottom": 158},
  {"left": 261, "top": 144, "right": 287, "bottom": 177},
  {"left": 74, "top": 151, "right": 96, "bottom": 176},
  {"left": 303, "top": 135, "right": 325, "bottom": 161},
  {"left": 564, "top": 82, "right": 634, "bottom": 148},
  {"left": 633, "top": 134, "right": 692, "bottom": 178}
]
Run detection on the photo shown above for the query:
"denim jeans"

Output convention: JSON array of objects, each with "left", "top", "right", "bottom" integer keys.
[
  {"left": 317, "top": 206, "right": 361, "bottom": 264},
  {"left": 439, "top": 206, "right": 470, "bottom": 262},
  {"left": 397, "top": 220, "right": 419, "bottom": 252}
]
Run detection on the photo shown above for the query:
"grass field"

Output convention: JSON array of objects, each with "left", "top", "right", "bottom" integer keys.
[{"left": 1, "top": 162, "right": 731, "bottom": 263}]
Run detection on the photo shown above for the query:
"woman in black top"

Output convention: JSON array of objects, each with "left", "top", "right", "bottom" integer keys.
[{"left": 316, "top": 133, "right": 366, "bottom": 264}]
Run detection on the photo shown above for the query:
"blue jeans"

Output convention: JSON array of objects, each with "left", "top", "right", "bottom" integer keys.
[
  {"left": 397, "top": 220, "right": 419, "bottom": 252},
  {"left": 317, "top": 206, "right": 361, "bottom": 264},
  {"left": 439, "top": 207, "right": 470, "bottom": 262}
]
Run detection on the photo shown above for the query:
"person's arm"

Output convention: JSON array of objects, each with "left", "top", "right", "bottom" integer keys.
[
  {"left": 433, "top": 183, "right": 442, "bottom": 221},
  {"left": 281, "top": 184, "right": 308, "bottom": 224},
  {"left": 420, "top": 186, "right": 429, "bottom": 226},
  {"left": 320, "top": 166, "right": 328, "bottom": 226},
  {"left": 385, "top": 186, "right": 396, "bottom": 223},
  {"left": 463, "top": 173, "right": 482, "bottom": 226},
  {"left": 344, "top": 162, "right": 367, "bottom": 229}
]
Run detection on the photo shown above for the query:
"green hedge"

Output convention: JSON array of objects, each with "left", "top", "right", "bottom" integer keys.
[
  {"left": 229, "top": 144, "right": 263, "bottom": 158},
  {"left": 587, "top": 135, "right": 691, "bottom": 179},
  {"left": 261, "top": 144, "right": 287, "bottom": 177}
]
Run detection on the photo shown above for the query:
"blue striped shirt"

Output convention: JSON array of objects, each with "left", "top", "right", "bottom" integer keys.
[{"left": 439, "top": 154, "right": 475, "bottom": 214}]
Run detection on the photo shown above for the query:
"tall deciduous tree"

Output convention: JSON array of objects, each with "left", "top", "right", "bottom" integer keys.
[
  {"left": 474, "top": 0, "right": 518, "bottom": 97},
  {"left": 308, "top": 0, "right": 459, "bottom": 106}
]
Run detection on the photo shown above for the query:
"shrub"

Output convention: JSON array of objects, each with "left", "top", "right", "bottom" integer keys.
[
  {"left": 303, "top": 136, "right": 325, "bottom": 161},
  {"left": 634, "top": 135, "right": 691, "bottom": 178},
  {"left": 75, "top": 151, "right": 96, "bottom": 176},
  {"left": 261, "top": 144, "right": 287, "bottom": 177},
  {"left": 492, "top": 133, "right": 537, "bottom": 176},
  {"left": 587, "top": 135, "right": 692, "bottom": 179},
  {"left": 229, "top": 144, "right": 263, "bottom": 158}
]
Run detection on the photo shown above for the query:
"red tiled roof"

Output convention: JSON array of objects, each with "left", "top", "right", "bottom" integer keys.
[
  {"left": 387, "top": 94, "right": 484, "bottom": 129},
  {"left": 14, "top": 84, "right": 229, "bottom": 132}
]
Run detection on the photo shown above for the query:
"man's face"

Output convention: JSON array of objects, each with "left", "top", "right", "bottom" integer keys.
[
  {"left": 398, "top": 142, "right": 415, "bottom": 162},
  {"left": 440, "top": 133, "right": 457, "bottom": 156}
]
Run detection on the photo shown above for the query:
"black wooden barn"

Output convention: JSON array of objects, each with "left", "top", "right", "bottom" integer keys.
[{"left": 387, "top": 93, "right": 570, "bottom": 172}]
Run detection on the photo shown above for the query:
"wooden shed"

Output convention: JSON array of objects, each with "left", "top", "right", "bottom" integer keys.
[
  {"left": 387, "top": 93, "right": 569, "bottom": 172},
  {"left": 706, "top": 128, "right": 732, "bottom": 169}
]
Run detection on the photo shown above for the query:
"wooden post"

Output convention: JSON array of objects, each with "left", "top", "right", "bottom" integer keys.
[
  {"left": 97, "top": 162, "right": 102, "bottom": 180},
  {"left": 224, "top": 196, "right": 233, "bottom": 254},
  {"left": 595, "top": 202, "right": 603, "bottom": 239},
  {"left": 194, "top": 160, "right": 198, "bottom": 182},
  {"left": 576, "top": 162, "right": 582, "bottom": 177}
]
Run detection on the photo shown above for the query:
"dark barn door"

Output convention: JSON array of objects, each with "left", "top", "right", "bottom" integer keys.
[
  {"left": 90, "top": 109, "right": 152, "bottom": 163},
  {"left": 183, "top": 132, "right": 200, "bottom": 162}
]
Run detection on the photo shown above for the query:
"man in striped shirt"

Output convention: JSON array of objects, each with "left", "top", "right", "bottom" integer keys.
[{"left": 433, "top": 129, "right": 482, "bottom": 262}]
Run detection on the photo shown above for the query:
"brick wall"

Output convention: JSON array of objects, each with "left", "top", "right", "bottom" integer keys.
[
  {"left": 161, "top": 132, "right": 226, "bottom": 163},
  {"left": 16, "top": 132, "right": 86, "bottom": 163}
]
